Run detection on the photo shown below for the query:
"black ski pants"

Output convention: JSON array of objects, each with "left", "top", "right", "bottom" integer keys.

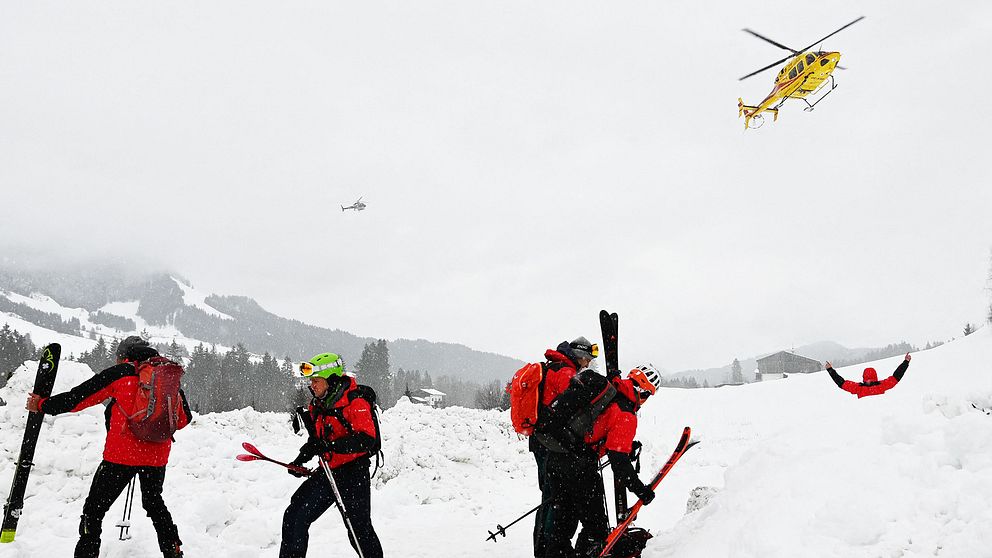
[
  {"left": 280, "top": 458, "right": 383, "bottom": 558},
  {"left": 532, "top": 443, "right": 551, "bottom": 557},
  {"left": 542, "top": 451, "right": 609, "bottom": 558},
  {"left": 74, "top": 460, "right": 181, "bottom": 558}
]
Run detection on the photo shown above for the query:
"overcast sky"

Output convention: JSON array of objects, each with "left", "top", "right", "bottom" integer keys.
[{"left": 2, "top": 1, "right": 990, "bottom": 371}]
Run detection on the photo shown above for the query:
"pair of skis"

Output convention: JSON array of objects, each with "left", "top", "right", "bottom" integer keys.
[
  {"left": 1, "top": 344, "right": 61, "bottom": 544},
  {"left": 599, "top": 310, "right": 626, "bottom": 525},
  {"left": 598, "top": 310, "right": 700, "bottom": 558},
  {"left": 237, "top": 442, "right": 366, "bottom": 558},
  {"left": 598, "top": 426, "right": 699, "bottom": 557}
]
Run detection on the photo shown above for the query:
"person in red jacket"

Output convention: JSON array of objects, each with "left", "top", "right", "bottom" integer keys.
[
  {"left": 825, "top": 353, "right": 911, "bottom": 398},
  {"left": 532, "top": 337, "right": 597, "bottom": 558},
  {"left": 542, "top": 364, "right": 661, "bottom": 558},
  {"left": 25, "top": 336, "right": 191, "bottom": 558},
  {"left": 280, "top": 352, "right": 383, "bottom": 558}
]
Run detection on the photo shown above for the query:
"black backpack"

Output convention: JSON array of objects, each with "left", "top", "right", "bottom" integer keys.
[{"left": 533, "top": 368, "right": 616, "bottom": 454}]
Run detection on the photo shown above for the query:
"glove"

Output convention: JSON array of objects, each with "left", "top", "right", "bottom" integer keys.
[
  {"left": 629, "top": 440, "right": 642, "bottom": 462},
  {"left": 287, "top": 456, "right": 309, "bottom": 478},
  {"left": 632, "top": 483, "right": 655, "bottom": 506}
]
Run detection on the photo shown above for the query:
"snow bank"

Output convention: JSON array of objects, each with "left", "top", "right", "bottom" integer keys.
[
  {"left": 2, "top": 329, "right": 990, "bottom": 557},
  {"left": 0, "top": 366, "right": 537, "bottom": 557},
  {"left": 640, "top": 327, "right": 992, "bottom": 558}
]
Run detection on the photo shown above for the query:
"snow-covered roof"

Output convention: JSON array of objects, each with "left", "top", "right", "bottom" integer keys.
[{"left": 418, "top": 388, "right": 446, "bottom": 396}]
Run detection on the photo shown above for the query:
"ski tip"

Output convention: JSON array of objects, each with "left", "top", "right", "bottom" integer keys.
[{"left": 0, "top": 529, "right": 15, "bottom": 543}]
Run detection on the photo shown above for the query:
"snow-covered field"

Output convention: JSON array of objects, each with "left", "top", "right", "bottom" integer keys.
[{"left": 1, "top": 327, "right": 991, "bottom": 557}]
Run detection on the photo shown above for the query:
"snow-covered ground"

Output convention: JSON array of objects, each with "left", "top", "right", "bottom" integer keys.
[{"left": 1, "top": 327, "right": 990, "bottom": 557}]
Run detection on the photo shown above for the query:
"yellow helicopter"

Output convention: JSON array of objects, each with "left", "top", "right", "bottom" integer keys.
[{"left": 738, "top": 16, "right": 864, "bottom": 129}]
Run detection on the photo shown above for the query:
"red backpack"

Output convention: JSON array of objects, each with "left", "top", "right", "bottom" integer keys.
[
  {"left": 507, "top": 362, "right": 547, "bottom": 436},
  {"left": 122, "top": 356, "right": 185, "bottom": 442}
]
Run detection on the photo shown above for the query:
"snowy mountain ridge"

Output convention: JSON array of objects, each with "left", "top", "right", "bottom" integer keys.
[{"left": 0, "top": 267, "right": 523, "bottom": 382}]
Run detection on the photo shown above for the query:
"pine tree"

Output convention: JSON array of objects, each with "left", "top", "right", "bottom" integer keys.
[
  {"left": 730, "top": 358, "right": 744, "bottom": 384},
  {"left": 0, "top": 324, "right": 37, "bottom": 387},
  {"left": 355, "top": 340, "right": 393, "bottom": 408},
  {"left": 80, "top": 337, "right": 113, "bottom": 373},
  {"left": 167, "top": 339, "right": 184, "bottom": 361}
]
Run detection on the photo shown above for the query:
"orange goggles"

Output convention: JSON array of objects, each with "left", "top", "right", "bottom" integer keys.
[{"left": 299, "top": 362, "right": 315, "bottom": 377}]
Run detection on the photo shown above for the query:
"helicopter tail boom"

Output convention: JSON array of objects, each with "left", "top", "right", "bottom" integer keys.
[{"left": 738, "top": 98, "right": 778, "bottom": 129}]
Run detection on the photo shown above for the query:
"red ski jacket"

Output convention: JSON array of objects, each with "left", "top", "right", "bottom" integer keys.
[
  {"left": 827, "top": 360, "right": 909, "bottom": 398},
  {"left": 39, "top": 362, "right": 192, "bottom": 467},
  {"left": 540, "top": 349, "right": 579, "bottom": 406},
  {"left": 586, "top": 377, "right": 640, "bottom": 456},
  {"left": 306, "top": 376, "right": 378, "bottom": 469}
]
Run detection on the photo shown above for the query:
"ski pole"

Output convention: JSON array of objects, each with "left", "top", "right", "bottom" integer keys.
[
  {"left": 117, "top": 476, "right": 136, "bottom": 540},
  {"left": 486, "top": 498, "right": 548, "bottom": 542},
  {"left": 237, "top": 442, "right": 313, "bottom": 476},
  {"left": 486, "top": 458, "right": 611, "bottom": 542},
  {"left": 319, "top": 457, "right": 366, "bottom": 558}
]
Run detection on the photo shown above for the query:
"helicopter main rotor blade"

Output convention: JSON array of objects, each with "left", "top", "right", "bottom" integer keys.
[
  {"left": 738, "top": 16, "right": 864, "bottom": 81},
  {"left": 741, "top": 28, "right": 797, "bottom": 53},
  {"left": 797, "top": 16, "right": 865, "bottom": 53},
  {"left": 738, "top": 53, "right": 795, "bottom": 81}
]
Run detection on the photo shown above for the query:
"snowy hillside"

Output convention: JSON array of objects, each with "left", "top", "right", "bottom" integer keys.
[
  {"left": 0, "top": 275, "right": 523, "bottom": 385},
  {"left": 1, "top": 328, "right": 990, "bottom": 557}
]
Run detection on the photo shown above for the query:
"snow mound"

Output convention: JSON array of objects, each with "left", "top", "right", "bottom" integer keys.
[
  {"left": 0, "top": 368, "right": 537, "bottom": 557},
  {"left": 640, "top": 327, "right": 992, "bottom": 558}
]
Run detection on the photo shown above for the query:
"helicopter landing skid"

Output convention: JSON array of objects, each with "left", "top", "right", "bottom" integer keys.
[{"left": 801, "top": 75, "right": 837, "bottom": 112}]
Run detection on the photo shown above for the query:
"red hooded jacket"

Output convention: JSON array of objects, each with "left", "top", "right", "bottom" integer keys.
[
  {"left": 39, "top": 362, "right": 191, "bottom": 467},
  {"left": 585, "top": 377, "right": 640, "bottom": 456},
  {"left": 827, "top": 360, "right": 909, "bottom": 398},
  {"left": 540, "top": 349, "right": 579, "bottom": 406}
]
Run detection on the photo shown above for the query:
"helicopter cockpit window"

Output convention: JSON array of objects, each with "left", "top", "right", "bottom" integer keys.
[
  {"left": 806, "top": 53, "right": 816, "bottom": 65},
  {"left": 820, "top": 57, "right": 830, "bottom": 66},
  {"left": 788, "top": 67, "right": 798, "bottom": 79},
  {"left": 797, "top": 61, "right": 804, "bottom": 73}
]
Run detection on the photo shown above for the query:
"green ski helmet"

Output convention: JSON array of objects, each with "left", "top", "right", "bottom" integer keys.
[{"left": 299, "top": 352, "right": 344, "bottom": 379}]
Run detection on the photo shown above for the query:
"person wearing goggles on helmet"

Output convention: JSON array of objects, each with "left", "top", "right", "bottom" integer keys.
[
  {"left": 280, "top": 353, "right": 383, "bottom": 558},
  {"left": 530, "top": 336, "right": 599, "bottom": 558}
]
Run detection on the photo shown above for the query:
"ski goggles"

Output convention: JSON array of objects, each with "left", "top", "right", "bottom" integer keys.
[
  {"left": 570, "top": 342, "right": 600, "bottom": 359},
  {"left": 298, "top": 358, "right": 343, "bottom": 377}
]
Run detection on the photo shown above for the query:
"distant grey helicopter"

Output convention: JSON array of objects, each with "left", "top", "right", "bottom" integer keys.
[{"left": 341, "top": 197, "right": 366, "bottom": 212}]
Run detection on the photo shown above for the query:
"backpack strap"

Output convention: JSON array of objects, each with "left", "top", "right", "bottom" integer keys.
[{"left": 326, "top": 389, "right": 384, "bottom": 475}]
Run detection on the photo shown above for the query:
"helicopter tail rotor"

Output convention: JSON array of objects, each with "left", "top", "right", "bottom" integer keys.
[{"left": 738, "top": 98, "right": 777, "bottom": 130}]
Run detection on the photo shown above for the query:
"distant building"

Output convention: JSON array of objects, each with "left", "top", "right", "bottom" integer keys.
[
  {"left": 411, "top": 388, "right": 446, "bottom": 407},
  {"left": 755, "top": 351, "right": 822, "bottom": 381}
]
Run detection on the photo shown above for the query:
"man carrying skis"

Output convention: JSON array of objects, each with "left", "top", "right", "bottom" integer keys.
[
  {"left": 825, "top": 353, "right": 911, "bottom": 398},
  {"left": 280, "top": 352, "right": 383, "bottom": 558},
  {"left": 542, "top": 364, "right": 662, "bottom": 558},
  {"left": 532, "top": 337, "right": 598, "bottom": 557},
  {"left": 25, "top": 336, "right": 191, "bottom": 558}
]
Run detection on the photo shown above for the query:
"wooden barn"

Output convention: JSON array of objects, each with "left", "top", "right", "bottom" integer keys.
[{"left": 755, "top": 351, "right": 822, "bottom": 381}]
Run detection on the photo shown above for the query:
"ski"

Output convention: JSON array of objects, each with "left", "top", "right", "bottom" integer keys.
[
  {"left": 599, "top": 310, "right": 619, "bottom": 378},
  {"left": 1, "top": 343, "right": 61, "bottom": 543},
  {"left": 598, "top": 426, "right": 699, "bottom": 558},
  {"left": 237, "top": 442, "right": 313, "bottom": 476},
  {"left": 599, "top": 310, "right": 626, "bottom": 525}
]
